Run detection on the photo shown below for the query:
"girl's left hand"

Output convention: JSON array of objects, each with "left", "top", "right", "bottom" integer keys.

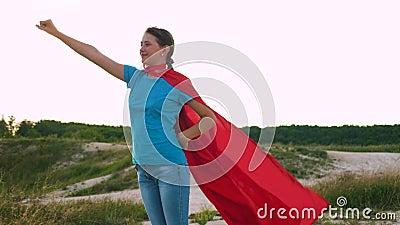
[{"left": 177, "top": 132, "right": 190, "bottom": 149}]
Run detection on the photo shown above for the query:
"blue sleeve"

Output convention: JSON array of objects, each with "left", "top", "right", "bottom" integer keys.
[
  {"left": 124, "top": 65, "right": 137, "bottom": 86},
  {"left": 177, "top": 89, "right": 194, "bottom": 105}
]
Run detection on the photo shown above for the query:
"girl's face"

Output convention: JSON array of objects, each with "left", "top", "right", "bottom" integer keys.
[{"left": 140, "top": 32, "right": 167, "bottom": 66}]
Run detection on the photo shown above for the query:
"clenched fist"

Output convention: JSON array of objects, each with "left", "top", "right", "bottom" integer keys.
[{"left": 36, "top": 19, "right": 60, "bottom": 37}]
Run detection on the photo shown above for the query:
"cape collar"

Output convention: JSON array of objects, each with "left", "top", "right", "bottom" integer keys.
[{"left": 143, "top": 64, "right": 168, "bottom": 77}]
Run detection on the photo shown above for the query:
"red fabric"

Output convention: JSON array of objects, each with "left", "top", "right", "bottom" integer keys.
[
  {"left": 143, "top": 64, "right": 167, "bottom": 77},
  {"left": 161, "top": 69, "right": 329, "bottom": 225}
]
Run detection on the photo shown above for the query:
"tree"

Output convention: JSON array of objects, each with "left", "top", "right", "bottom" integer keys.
[
  {"left": 6, "top": 115, "right": 18, "bottom": 136},
  {"left": 16, "top": 120, "right": 39, "bottom": 137},
  {"left": 0, "top": 115, "right": 9, "bottom": 138},
  {"left": 34, "top": 120, "right": 64, "bottom": 137},
  {"left": 249, "top": 126, "right": 261, "bottom": 143}
]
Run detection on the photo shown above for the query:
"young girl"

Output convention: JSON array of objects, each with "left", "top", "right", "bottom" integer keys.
[{"left": 37, "top": 19, "right": 216, "bottom": 225}]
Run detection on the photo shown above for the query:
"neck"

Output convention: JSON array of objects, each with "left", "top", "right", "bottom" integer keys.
[{"left": 144, "top": 64, "right": 168, "bottom": 77}]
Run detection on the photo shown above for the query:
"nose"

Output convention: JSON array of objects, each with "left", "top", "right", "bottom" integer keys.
[{"left": 140, "top": 44, "right": 146, "bottom": 52}]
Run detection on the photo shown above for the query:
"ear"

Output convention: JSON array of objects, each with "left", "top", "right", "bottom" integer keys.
[{"left": 161, "top": 46, "right": 170, "bottom": 55}]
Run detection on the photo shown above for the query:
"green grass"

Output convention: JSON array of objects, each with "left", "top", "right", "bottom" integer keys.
[
  {"left": 311, "top": 171, "right": 400, "bottom": 224},
  {"left": 0, "top": 138, "right": 147, "bottom": 225},
  {"left": 316, "top": 144, "right": 400, "bottom": 153},
  {"left": 0, "top": 137, "right": 133, "bottom": 195},
  {"left": 48, "top": 149, "right": 132, "bottom": 190},
  {"left": 0, "top": 137, "right": 83, "bottom": 195},
  {"left": 0, "top": 197, "right": 147, "bottom": 225},
  {"left": 2, "top": 137, "right": 399, "bottom": 224},
  {"left": 312, "top": 171, "right": 400, "bottom": 211},
  {"left": 190, "top": 208, "right": 218, "bottom": 225}
]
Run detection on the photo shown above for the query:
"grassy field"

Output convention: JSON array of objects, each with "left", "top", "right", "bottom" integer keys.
[
  {"left": 0, "top": 138, "right": 137, "bottom": 195},
  {"left": 312, "top": 170, "right": 400, "bottom": 224},
  {"left": 1, "top": 137, "right": 399, "bottom": 224},
  {"left": 322, "top": 144, "right": 400, "bottom": 153},
  {"left": 0, "top": 195, "right": 148, "bottom": 225},
  {"left": 0, "top": 137, "right": 147, "bottom": 225},
  {"left": 313, "top": 171, "right": 400, "bottom": 211}
]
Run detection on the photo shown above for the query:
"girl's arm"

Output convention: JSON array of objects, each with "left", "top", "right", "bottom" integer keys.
[
  {"left": 36, "top": 19, "right": 124, "bottom": 81},
  {"left": 177, "top": 100, "right": 217, "bottom": 149}
]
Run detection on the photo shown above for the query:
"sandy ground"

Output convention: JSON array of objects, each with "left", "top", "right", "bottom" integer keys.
[
  {"left": 327, "top": 150, "right": 400, "bottom": 174},
  {"left": 83, "top": 142, "right": 128, "bottom": 152},
  {"left": 47, "top": 180, "right": 215, "bottom": 215},
  {"left": 43, "top": 143, "right": 400, "bottom": 224},
  {"left": 298, "top": 150, "right": 400, "bottom": 186}
]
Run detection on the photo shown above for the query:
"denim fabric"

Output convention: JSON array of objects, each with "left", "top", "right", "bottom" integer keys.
[{"left": 136, "top": 165, "right": 190, "bottom": 225}]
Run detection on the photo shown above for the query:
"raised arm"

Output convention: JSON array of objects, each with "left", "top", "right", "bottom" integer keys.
[{"left": 36, "top": 19, "right": 124, "bottom": 81}]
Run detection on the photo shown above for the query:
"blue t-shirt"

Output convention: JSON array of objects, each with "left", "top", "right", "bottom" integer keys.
[{"left": 124, "top": 65, "right": 193, "bottom": 165}]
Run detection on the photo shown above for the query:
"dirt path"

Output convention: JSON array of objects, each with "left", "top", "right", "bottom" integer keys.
[
  {"left": 327, "top": 150, "right": 400, "bottom": 174},
  {"left": 83, "top": 142, "right": 128, "bottom": 152},
  {"left": 46, "top": 176, "right": 215, "bottom": 215},
  {"left": 298, "top": 150, "right": 400, "bottom": 186}
]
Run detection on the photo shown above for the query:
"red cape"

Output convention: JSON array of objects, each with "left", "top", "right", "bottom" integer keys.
[{"left": 162, "top": 69, "right": 329, "bottom": 225}]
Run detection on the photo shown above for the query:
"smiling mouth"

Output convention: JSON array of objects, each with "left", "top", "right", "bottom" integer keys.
[{"left": 141, "top": 54, "right": 149, "bottom": 63}]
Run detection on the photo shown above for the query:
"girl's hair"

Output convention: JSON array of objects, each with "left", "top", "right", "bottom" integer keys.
[{"left": 145, "top": 27, "right": 175, "bottom": 69}]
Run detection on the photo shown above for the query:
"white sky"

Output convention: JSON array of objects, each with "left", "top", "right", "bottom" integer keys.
[{"left": 1, "top": 0, "right": 399, "bottom": 127}]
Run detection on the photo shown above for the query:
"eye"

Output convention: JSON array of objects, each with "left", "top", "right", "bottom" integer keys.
[{"left": 140, "top": 42, "right": 151, "bottom": 47}]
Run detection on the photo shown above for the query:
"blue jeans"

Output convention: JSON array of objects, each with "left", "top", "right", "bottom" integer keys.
[{"left": 136, "top": 164, "right": 190, "bottom": 225}]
